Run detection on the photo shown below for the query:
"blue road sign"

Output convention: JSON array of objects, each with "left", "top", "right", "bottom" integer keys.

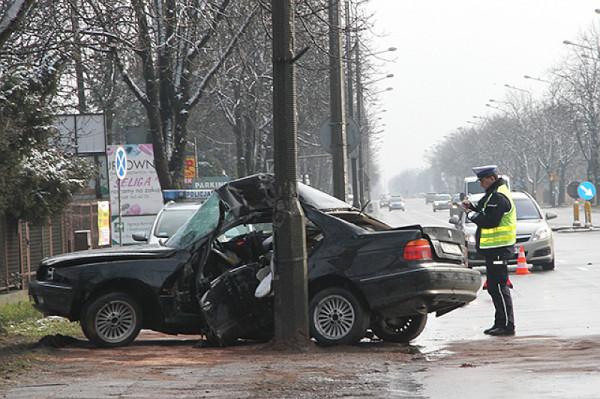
[
  {"left": 115, "top": 146, "right": 127, "bottom": 180},
  {"left": 577, "top": 181, "right": 596, "bottom": 201}
]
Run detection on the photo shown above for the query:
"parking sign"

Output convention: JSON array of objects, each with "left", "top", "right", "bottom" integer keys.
[{"left": 115, "top": 146, "right": 127, "bottom": 180}]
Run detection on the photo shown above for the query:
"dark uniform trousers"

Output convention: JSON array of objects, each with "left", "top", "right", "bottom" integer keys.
[{"left": 485, "top": 255, "right": 515, "bottom": 328}]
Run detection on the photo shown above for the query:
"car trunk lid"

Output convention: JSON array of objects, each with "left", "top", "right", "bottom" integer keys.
[{"left": 394, "top": 225, "right": 465, "bottom": 263}]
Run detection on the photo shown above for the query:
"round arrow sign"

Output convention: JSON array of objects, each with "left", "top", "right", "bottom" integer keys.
[
  {"left": 115, "top": 146, "right": 127, "bottom": 180},
  {"left": 577, "top": 181, "right": 596, "bottom": 201}
]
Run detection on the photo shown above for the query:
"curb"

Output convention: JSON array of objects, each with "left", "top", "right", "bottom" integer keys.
[
  {"left": 0, "top": 289, "right": 28, "bottom": 306},
  {"left": 552, "top": 226, "right": 600, "bottom": 233}
]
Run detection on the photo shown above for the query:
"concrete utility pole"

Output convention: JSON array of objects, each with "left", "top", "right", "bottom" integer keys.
[
  {"left": 328, "top": 0, "right": 348, "bottom": 201},
  {"left": 271, "top": 0, "right": 309, "bottom": 349},
  {"left": 355, "top": 40, "right": 366, "bottom": 206},
  {"left": 345, "top": 0, "right": 360, "bottom": 208}
]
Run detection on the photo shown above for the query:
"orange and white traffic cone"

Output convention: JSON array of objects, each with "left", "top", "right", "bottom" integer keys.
[{"left": 515, "top": 245, "right": 530, "bottom": 275}]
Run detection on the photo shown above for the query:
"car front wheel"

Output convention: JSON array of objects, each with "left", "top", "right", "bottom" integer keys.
[
  {"left": 309, "top": 287, "right": 369, "bottom": 345},
  {"left": 372, "top": 314, "right": 427, "bottom": 343},
  {"left": 539, "top": 258, "right": 555, "bottom": 271},
  {"left": 81, "top": 292, "right": 142, "bottom": 348}
]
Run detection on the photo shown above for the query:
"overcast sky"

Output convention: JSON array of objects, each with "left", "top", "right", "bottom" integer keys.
[{"left": 366, "top": 0, "right": 599, "bottom": 188}]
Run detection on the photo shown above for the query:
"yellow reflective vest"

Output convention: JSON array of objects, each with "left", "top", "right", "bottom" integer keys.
[{"left": 479, "top": 185, "right": 517, "bottom": 249}]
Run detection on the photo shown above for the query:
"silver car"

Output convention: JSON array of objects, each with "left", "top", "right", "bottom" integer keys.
[
  {"left": 132, "top": 201, "right": 202, "bottom": 245},
  {"left": 449, "top": 191, "right": 557, "bottom": 270},
  {"left": 388, "top": 195, "right": 406, "bottom": 211}
]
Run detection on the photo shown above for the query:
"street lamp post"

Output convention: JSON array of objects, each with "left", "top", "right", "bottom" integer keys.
[
  {"left": 329, "top": 0, "right": 348, "bottom": 201},
  {"left": 354, "top": 40, "right": 396, "bottom": 206}
]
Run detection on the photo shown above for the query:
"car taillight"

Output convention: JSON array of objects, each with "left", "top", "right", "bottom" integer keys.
[{"left": 403, "top": 239, "right": 433, "bottom": 261}]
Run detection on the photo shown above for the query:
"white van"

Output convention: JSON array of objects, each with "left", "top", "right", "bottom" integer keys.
[{"left": 463, "top": 175, "right": 510, "bottom": 197}]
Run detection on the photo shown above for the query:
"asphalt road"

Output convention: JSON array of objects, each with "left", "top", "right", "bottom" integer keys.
[
  {"left": 375, "top": 197, "right": 600, "bottom": 342},
  {"left": 3, "top": 198, "right": 600, "bottom": 399},
  {"left": 375, "top": 198, "right": 600, "bottom": 397}
]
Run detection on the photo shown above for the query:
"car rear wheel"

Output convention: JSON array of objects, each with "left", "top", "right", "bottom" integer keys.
[
  {"left": 309, "top": 287, "right": 369, "bottom": 346},
  {"left": 372, "top": 314, "right": 427, "bottom": 343},
  {"left": 81, "top": 292, "right": 142, "bottom": 348}
]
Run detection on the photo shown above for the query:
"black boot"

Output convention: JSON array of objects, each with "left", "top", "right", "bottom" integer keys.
[
  {"left": 483, "top": 325, "right": 498, "bottom": 335},
  {"left": 487, "top": 324, "right": 515, "bottom": 336}
]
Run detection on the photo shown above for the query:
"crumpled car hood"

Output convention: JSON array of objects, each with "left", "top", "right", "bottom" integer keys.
[{"left": 41, "top": 244, "right": 176, "bottom": 268}]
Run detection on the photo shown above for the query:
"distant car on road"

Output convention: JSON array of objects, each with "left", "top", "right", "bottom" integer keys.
[
  {"left": 432, "top": 194, "right": 452, "bottom": 212},
  {"left": 449, "top": 194, "right": 464, "bottom": 218},
  {"left": 425, "top": 192, "right": 437, "bottom": 204},
  {"left": 388, "top": 196, "right": 406, "bottom": 211},
  {"left": 449, "top": 191, "right": 557, "bottom": 270},
  {"left": 379, "top": 194, "right": 390, "bottom": 208}
]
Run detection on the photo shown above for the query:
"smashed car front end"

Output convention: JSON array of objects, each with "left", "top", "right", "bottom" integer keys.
[{"left": 29, "top": 246, "right": 178, "bottom": 320}]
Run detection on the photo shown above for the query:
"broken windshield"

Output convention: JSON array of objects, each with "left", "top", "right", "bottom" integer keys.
[{"left": 166, "top": 193, "right": 221, "bottom": 249}]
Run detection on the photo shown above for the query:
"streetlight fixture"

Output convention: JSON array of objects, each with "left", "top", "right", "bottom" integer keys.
[
  {"left": 485, "top": 103, "right": 508, "bottom": 113},
  {"left": 524, "top": 75, "right": 550, "bottom": 84},
  {"left": 367, "top": 87, "right": 393, "bottom": 96},
  {"left": 563, "top": 40, "right": 594, "bottom": 51},
  {"left": 504, "top": 84, "right": 530, "bottom": 93},
  {"left": 363, "top": 73, "right": 394, "bottom": 86},
  {"left": 370, "top": 47, "right": 397, "bottom": 56}
]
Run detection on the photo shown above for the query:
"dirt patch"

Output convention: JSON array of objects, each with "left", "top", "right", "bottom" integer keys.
[{"left": 3, "top": 332, "right": 600, "bottom": 398}]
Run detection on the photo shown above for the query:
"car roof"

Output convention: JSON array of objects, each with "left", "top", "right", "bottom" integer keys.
[{"left": 511, "top": 191, "right": 532, "bottom": 199}]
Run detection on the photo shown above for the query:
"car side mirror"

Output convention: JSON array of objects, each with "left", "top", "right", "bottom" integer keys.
[
  {"left": 448, "top": 215, "right": 460, "bottom": 225},
  {"left": 545, "top": 212, "right": 558, "bottom": 220},
  {"left": 132, "top": 232, "right": 148, "bottom": 242},
  {"left": 459, "top": 193, "right": 466, "bottom": 201}
]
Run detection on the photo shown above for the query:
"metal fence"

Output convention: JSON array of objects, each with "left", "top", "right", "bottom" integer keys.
[{"left": 0, "top": 202, "right": 101, "bottom": 293}]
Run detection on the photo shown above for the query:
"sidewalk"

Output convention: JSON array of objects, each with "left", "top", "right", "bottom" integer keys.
[{"left": 541, "top": 204, "right": 600, "bottom": 232}]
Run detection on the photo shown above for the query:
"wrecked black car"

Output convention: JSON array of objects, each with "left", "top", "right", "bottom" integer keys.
[{"left": 29, "top": 174, "right": 481, "bottom": 347}]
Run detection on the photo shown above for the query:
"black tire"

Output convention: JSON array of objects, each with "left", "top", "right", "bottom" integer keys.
[
  {"left": 540, "top": 258, "right": 555, "bottom": 271},
  {"left": 372, "top": 314, "right": 427, "bottom": 343},
  {"left": 81, "top": 292, "right": 142, "bottom": 348},
  {"left": 433, "top": 208, "right": 436, "bottom": 212},
  {"left": 309, "top": 287, "right": 369, "bottom": 346}
]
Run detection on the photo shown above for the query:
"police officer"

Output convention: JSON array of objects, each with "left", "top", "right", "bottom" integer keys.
[{"left": 462, "top": 165, "right": 516, "bottom": 336}]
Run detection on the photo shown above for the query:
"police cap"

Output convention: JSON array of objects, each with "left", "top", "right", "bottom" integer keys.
[{"left": 472, "top": 165, "right": 498, "bottom": 179}]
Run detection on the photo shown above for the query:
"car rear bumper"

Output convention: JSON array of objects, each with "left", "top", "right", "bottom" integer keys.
[
  {"left": 28, "top": 280, "right": 75, "bottom": 319},
  {"left": 358, "top": 264, "right": 481, "bottom": 318},
  {"left": 467, "top": 240, "right": 554, "bottom": 266},
  {"left": 389, "top": 205, "right": 404, "bottom": 210}
]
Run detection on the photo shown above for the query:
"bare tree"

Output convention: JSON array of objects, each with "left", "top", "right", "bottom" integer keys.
[{"left": 77, "top": 0, "right": 258, "bottom": 188}]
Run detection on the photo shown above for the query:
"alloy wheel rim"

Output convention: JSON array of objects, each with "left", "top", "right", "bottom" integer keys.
[
  {"left": 95, "top": 300, "right": 136, "bottom": 343},
  {"left": 314, "top": 294, "right": 355, "bottom": 340}
]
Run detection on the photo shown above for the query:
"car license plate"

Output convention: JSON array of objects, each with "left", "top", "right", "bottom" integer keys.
[{"left": 440, "top": 242, "right": 462, "bottom": 256}]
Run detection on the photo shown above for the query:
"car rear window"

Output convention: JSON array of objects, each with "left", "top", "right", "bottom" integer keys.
[
  {"left": 514, "top": 198, "right": 541, "bottom": 220},
  {"left": 155, "top": 209, "right": 198, "bottom": 237}
]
